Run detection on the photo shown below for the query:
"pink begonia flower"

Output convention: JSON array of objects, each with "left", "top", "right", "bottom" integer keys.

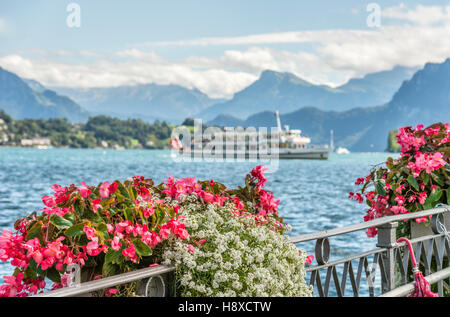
[
  {"left": 86, "top": 237, "right": 102, "bottom": 256},
  {"left": 122, "top": 243, "right": 137, "bottom": 262},
  {"left": 366, "top": 227, "right": 378, "bottom": 238},
  {"left": 31, "top": 251, "right": 43, "bottom": 264},
  {"left": 394, "top": 195, "right": 405, "bottom": 206},
  {"left": 305, "top": 255, "right": 314, "bottom": 265},
  {"left": 99, "top": 181, "right": 118, "bottom": 198},
  {"left": 138, "top": 186, "right": 151, "bottom": 201},
  {"left": 391, "top": 206, "right": 408, "bottom": 215},
  {"left": 91, "top": 199, "right": 102, "bottom": 213},
  {"left": 159, "top": 228, "right": 170, "bottom": 240},
  {"left": 83, "top": 226, "right": 96, "bottom": 240},
  {"left": 106, "top": 224, "right": 114, "bottom": 234},
  {"left": 395, "top": 184, "right": 404, "bottom": 193},
  {"left": 195, "top": 239, "right": 207, "bottom": 245},
  {"left": 99, "top": 182, "right": 111, "bottom": 198},
  {"left": 78, "top": 182, "right": 91, "bottom": 198},
  {"left": 42, "top": 196, "right": 56, "bottom": 208},
  {"left": 111, "top": 236, "right": 122, "bottom": 251},
  {"left": 418, "top": 192, "right": 427, "bottom": 205},
  {"left": 187, "top": 244, "right": 195, "bottom": 253},
  {"left": 143, "top": 207, "right": 154, "bottom": 218},
  {"left": 141, "top": 231, "right": 161, "bottom": 249},
  {"left": 106, "top": 288, "right": 117, "bottom": 297},
  {"left": 115, "top": 220, "right": 130, "bottom": 234},
  {"left": 415, "top": 216, "right": 430, "bottom": 224},
  {"left": 199, "top": 190, "right": 215, "bottom": 203},
  {"left": 251, "top": 165, "right": 268, "bottom": 189}
]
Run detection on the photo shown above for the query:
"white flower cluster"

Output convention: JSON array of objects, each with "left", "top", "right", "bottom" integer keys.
[{"left": 162, "top": 198, "right": 313, "bottom": 297}]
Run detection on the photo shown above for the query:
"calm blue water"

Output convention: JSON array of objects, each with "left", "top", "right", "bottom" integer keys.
[{"left": 0, "top": 148, "right": 397, "bottom": 294}]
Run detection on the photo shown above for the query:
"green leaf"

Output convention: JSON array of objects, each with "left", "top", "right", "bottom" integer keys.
[
  {"left": 422, "top": 173, "right": 430, "bottom": 185},
  {"left": 124, "top": 207, "right": 134, "bottom": 221},
  {"left": 105, "top": 248, "right": 122, "bottom": 264},
  {"left": 431, "top": 172, "right": 444, "bottom": 186},
  {"left": 375, "top": 180, "right": 386, "bottom": 196},
  {"left": 428, "top": 188, "right": 443, "bottom": 203},
  {"left": 46, "top": 266, "right": 61, "bottom": 283},
  {"left": 117, "top": 182, "right": 130, "bottom": 199},
  {"left": 64, "top": 223, "right": 85, "bottom": 237},
  {"left": 102, "top": 261, "right": 117, "bottom": 277},
  {"left": 134, "top": 239, "right": 152, "bottom": 257},
  {"left": 156, "top": 206, "right": 167, "bottom": 225},
  {"left": 86, "top": 210, "right": 104, "bottom": 224},
  {"left": 127, "top": 185, "right": 137, "bottom": 201},
  {"left": 50, "top": 214, "right": 73, "bottom": 229},
  {"left": 446, "top": 189, "right": 450, "bottom": 205},
  {"left": 97, "top": 223, "right": 110, "bottom": 240},
  {"left": 407, "top": 175, "right": 420, "bottom": 191},
  {"left": 25, "top": 221, "right": 42, "bottom": 240},
  {"left": 24, "top": 263, "right": 37, "bottom": 280},
  {"left": 63, "top": 212, "right": 76, "bottom": 224}
]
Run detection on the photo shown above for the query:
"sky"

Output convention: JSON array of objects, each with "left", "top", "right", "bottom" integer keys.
[{"left": 1, "top": 1, "right": 450, "bottom": 98}]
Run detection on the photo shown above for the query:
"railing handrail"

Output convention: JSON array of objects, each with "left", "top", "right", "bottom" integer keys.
[
  {"left": 33, "top": 264, "right": 175, "bottom": 297},
  {"left": 290, "top": 206, "right": 450, "bottom": 243},
  {"left": 379, "top": 267, "right": 450, "bottom": 297}
]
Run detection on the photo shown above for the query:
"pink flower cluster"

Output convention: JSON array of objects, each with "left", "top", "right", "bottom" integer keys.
[
  {"left": 407, "top": 152, "right": 446, "bottom": 176},
  {"left": 41, "top": 184, "right": 71, "bottom": 208},
  {"left": 0, "top": 230, "right": 83, "bottom": 297},
  {"left": 352, "top": 123, "right": 449, "bottom": 237},
  {"left": 1, "top": 167, "right": 287, "bottom": 297},
  {"left": 249, "top": 165, "right": 280, "bottom": 217}
]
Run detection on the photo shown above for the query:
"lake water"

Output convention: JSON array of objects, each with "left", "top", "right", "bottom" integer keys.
[{"left": 0, "top": 148, "right": 397, "bottom": 295}]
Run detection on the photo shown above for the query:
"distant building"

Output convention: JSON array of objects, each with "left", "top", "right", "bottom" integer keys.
[{"left": 20, "top": 138, "right": 52, "bottom": 147}]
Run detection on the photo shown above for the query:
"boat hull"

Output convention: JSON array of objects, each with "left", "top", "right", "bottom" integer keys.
[
  {"left": 278, "top": 148, "right": 330, "bottom": 160},
  {"left": 173, "top": 148, "right": 331, "bottom": 160}
]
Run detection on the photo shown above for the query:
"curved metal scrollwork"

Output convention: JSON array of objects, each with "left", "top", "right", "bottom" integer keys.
[
  {"left": 66, "top": 263, "right": 81, "bottom": 287},
  {"left": 431, "top": 213, "right": 445, "bottom": 234},
  {"left": 315, "top": 237, "right": 330, "bottom": 265},
  {"left": 138, "top": 275, "right": 166, "bottom": 297}
]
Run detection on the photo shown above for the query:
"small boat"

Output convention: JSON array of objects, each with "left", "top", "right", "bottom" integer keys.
[{"left": 336, "top": 147, "right": 350, "bottom": 155}]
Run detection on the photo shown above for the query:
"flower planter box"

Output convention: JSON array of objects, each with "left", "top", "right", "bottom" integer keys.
[{"left": 410, "top": 212, "right": 450, "bottom": 254}]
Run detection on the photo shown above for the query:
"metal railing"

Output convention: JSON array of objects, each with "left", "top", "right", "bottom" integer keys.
[
  {"left": 290, "top": 206, "right": 450, "bottom": 297},
  {"left": 33, "top": 264, "right": 175, "bottom": 297},
  {"left": 33, "top": 206, "right": 450, "bottom": 297}
]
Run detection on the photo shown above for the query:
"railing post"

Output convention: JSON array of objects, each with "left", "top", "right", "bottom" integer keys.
[{"left": 376, "top": 222, "right": 398, "bottom": 293}]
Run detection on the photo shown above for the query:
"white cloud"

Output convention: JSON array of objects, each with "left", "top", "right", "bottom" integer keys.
[
  {"left": 1, "top": 4, "right": 450, "bottom": 98},
  {"left": 0, "top": 54, "right": 257, "bottom": 99},
  {"left": 382, "top": 3, "right": 450, "bottom": 25}
]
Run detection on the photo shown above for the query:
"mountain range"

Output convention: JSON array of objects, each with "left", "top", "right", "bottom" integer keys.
[
  {"left": 199, "top": 66, "right": 418, "bottom": 121},
  {"left": 0, "top": 67, "right": 89, "bottom": 122},
  {"left": 53, "top": 84, "right": 224, "bottom": 123},
  {"left": 1, "top": 64, "right": 416, "bottom": 125},
  {"left": 208, "top": 59, "right": 450, "bottom": 152}
]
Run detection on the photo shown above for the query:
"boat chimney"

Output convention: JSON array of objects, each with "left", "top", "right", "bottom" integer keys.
[{"left": 275, "top": 110, "right": 282, "bottom": 133}]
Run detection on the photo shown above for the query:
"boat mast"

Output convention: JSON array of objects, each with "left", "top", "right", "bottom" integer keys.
[
  {"left": 330, "top": 129, "right": 334, "bottom": 151},
  {"left": 275, "top": 111, "right": 282, "bottom": 133}
]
